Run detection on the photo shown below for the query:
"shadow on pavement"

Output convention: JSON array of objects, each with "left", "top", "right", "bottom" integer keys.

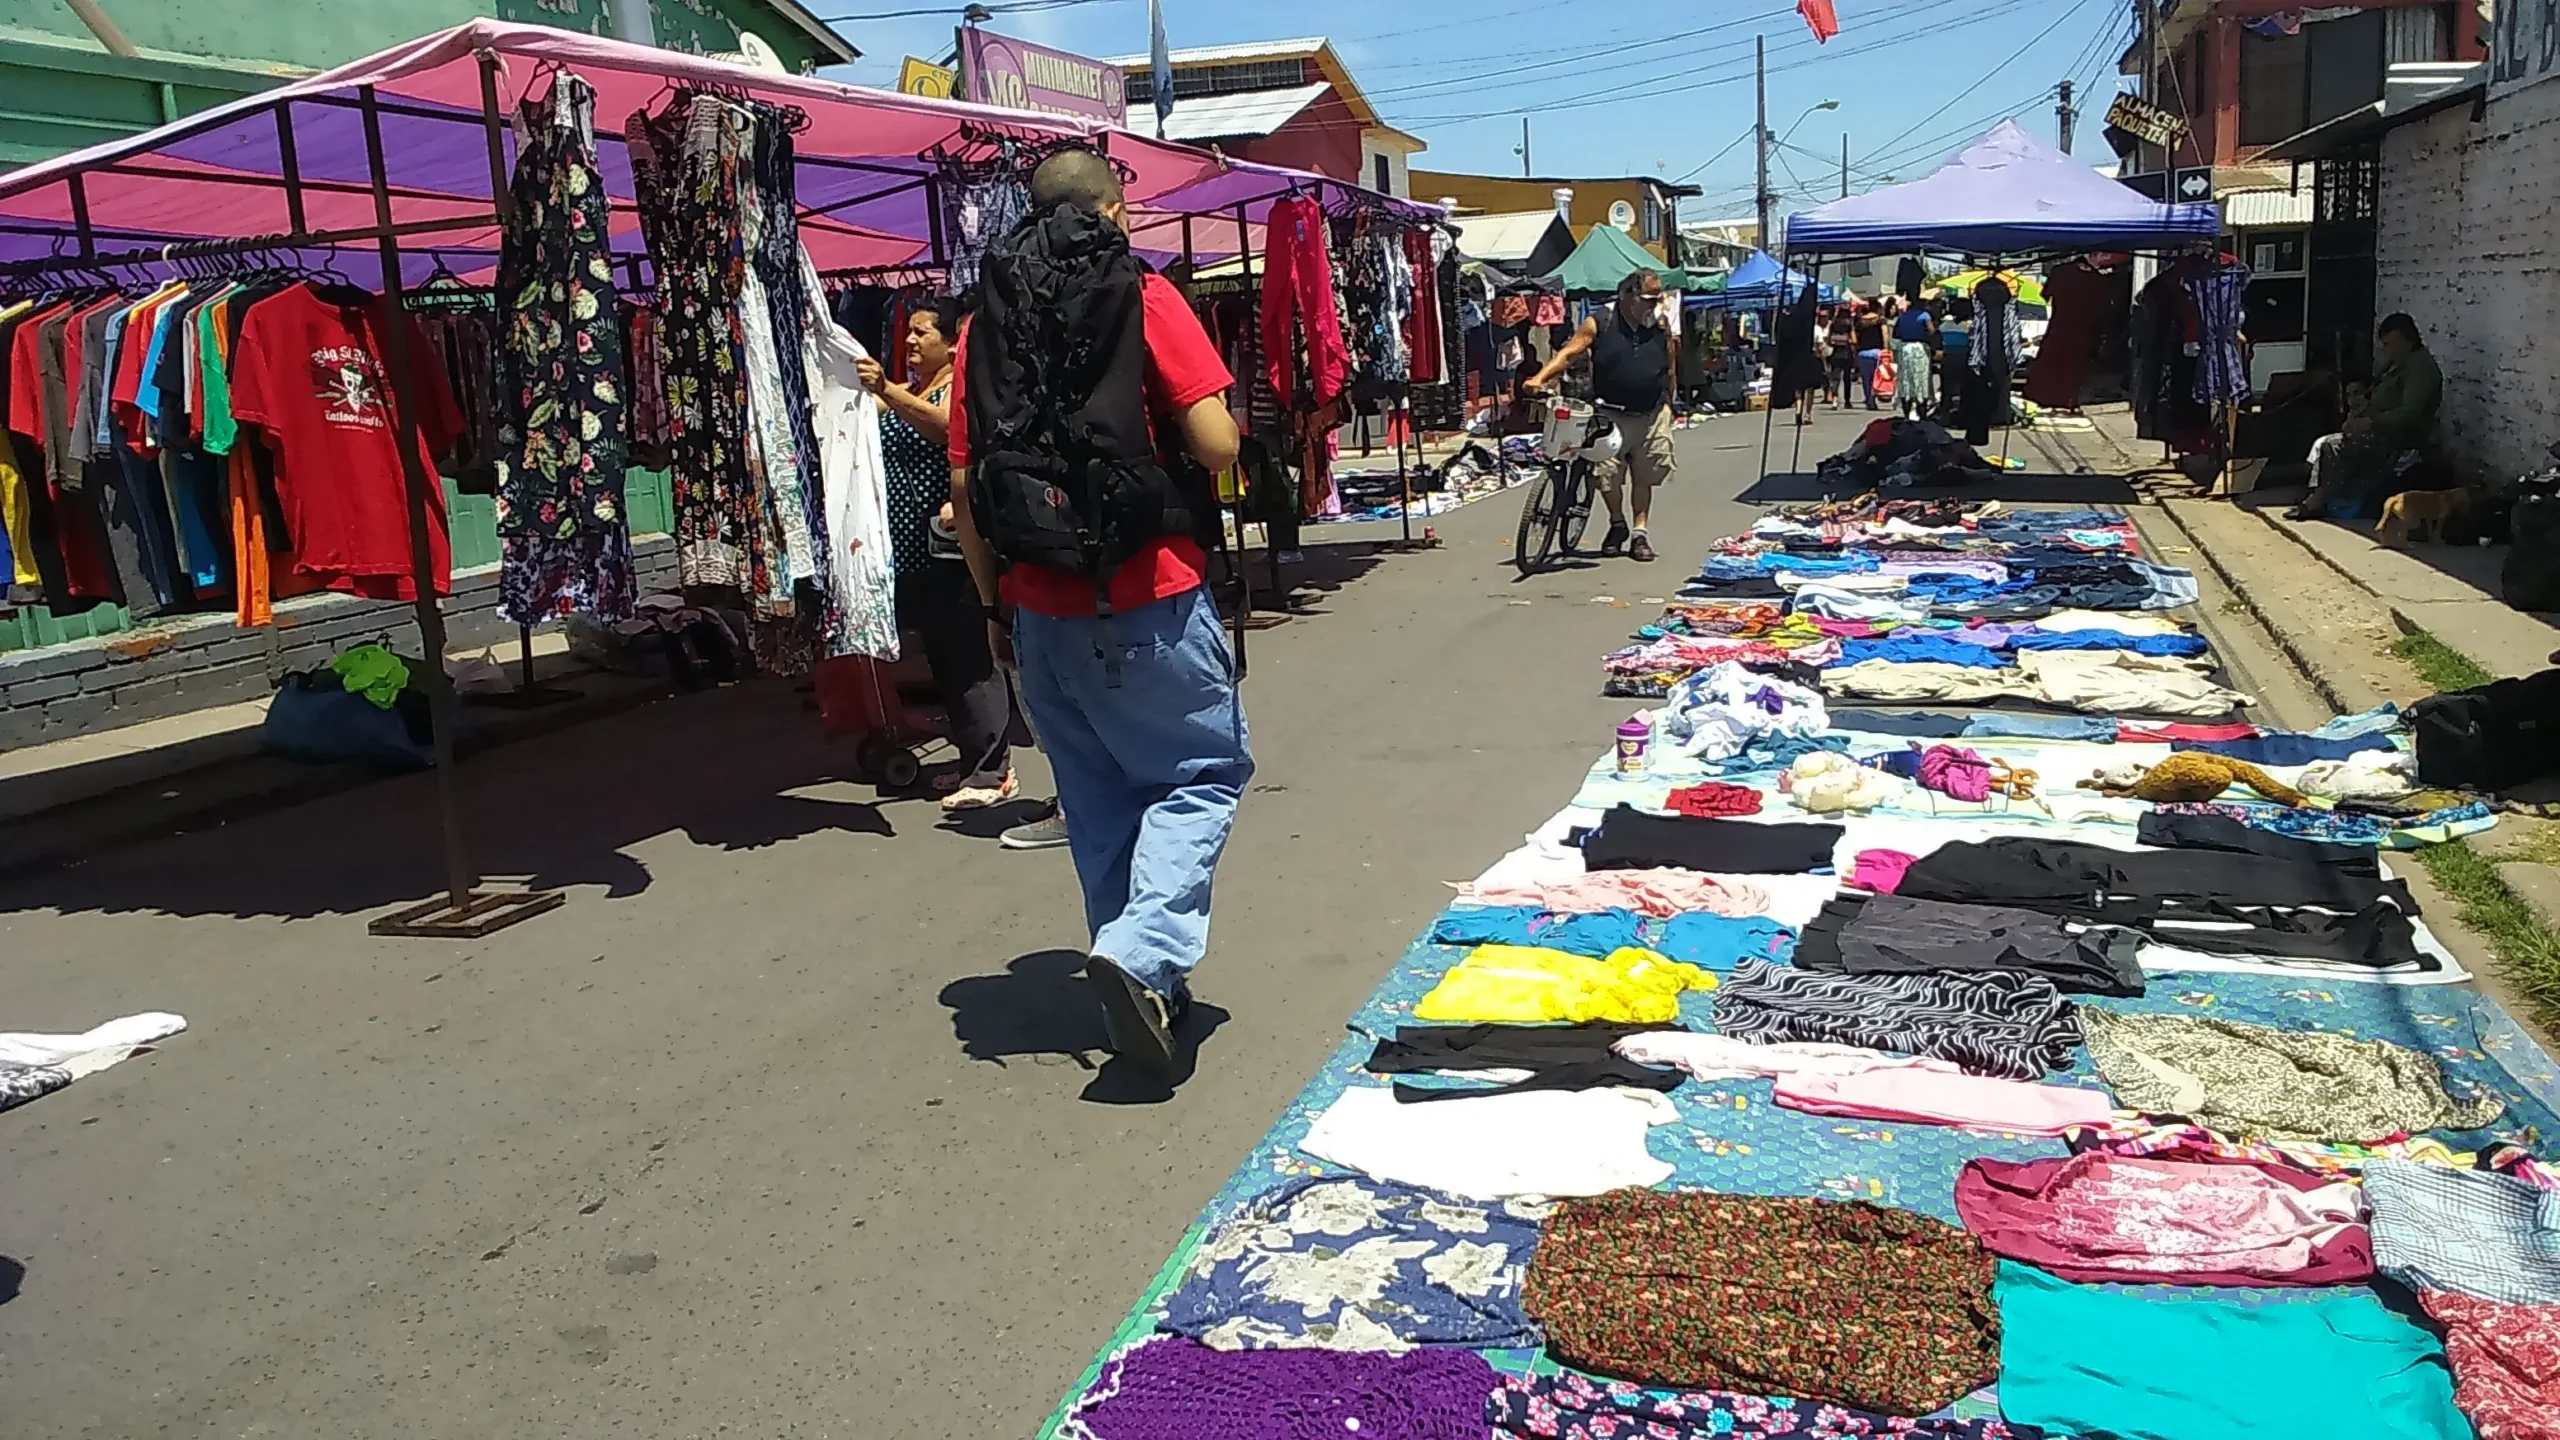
[
  {"left": 0, "top": 1255, "right": 21, "bottom": 1306},
  {"left": 938, "top": 947, "right": 1230, "bottom": 1104},
  {"left": 2, "top": 681, "right": 901, "bottom": 921},
  {"left": 1738, "top": 471, "right": 2142, "bottom": 504}
]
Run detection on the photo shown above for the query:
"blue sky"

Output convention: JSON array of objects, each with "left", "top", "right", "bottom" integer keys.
[{"left": 810, "top": 0, "right": 2136, "bottom": 221}]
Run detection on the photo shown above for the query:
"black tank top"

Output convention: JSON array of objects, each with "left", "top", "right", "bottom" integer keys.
[{"left": 1590, "top": 310, "right": 1669, "bottom": 411}]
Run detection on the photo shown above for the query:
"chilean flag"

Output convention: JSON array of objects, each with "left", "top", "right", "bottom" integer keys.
[{"left": 1799, "top": 0, "right": 1841, "bottom": 42}]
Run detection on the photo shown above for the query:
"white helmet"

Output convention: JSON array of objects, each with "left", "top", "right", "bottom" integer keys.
[{"left": 1577, "top": 416, "right": 1624, "bottom": 463}]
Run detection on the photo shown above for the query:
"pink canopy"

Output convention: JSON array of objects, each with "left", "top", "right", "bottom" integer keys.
[{"left": 0, "top": 19, "right": 1433, "bottom": 279}]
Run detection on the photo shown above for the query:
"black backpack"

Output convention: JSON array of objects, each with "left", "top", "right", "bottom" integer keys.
[
  {"left": 2409, "top": 667, "right": 2560, "bottom": 792},
  {"left": 962, "top": 202, "right": 1202, "bottom": 607}
]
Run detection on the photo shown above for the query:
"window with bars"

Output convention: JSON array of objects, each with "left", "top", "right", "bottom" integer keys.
[{"left": 1125, "top": 59, "right": 1313, "bottom": 105}]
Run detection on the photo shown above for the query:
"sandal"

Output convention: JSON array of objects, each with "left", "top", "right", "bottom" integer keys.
[{"left": 941, "top": 771, "right": 1019, "bottom": 812}]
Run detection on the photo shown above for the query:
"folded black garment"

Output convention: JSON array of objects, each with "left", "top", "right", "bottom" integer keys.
[
  {"left": 1678, "top": 576, "right": 1787, "bottom": 599},
  {"left": 1896, "top": 835, "right": 2413, "bottom": 916},
  {"left": 1792, "top": 894, "right": 2146, "bottom": 997},
  {"left": 2134, "top": 810, "right": 2380, "bottom": 876},
  {"left": 1581, "top": 805, "right": 1843, "bottom": 875},
  {"left": 2143, "top": 898, "right": 2431, "bottom": 969},
  {"left": 1365, "top": 1022, "right": 1684, "bottom": 1103}
]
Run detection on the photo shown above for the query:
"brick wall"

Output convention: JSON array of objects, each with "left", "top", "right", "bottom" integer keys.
[
  {"left": 2376, "top": 77, "right": 2560, "bottom": 483},
  {"left": 0, "top": 538, "right": 677, "bottom": 753}
]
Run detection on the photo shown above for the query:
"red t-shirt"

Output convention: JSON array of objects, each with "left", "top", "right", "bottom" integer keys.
[
  {"left": 946, "top": 272, "right": 1233, "bottom": 617},
  {"left": 228, "top": 283, "right": 461, "bottom": 602}
]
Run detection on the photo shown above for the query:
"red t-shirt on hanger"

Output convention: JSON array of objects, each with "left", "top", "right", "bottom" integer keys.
[{"left": 228, "top": 282, "right": 461, "bottom": 602}]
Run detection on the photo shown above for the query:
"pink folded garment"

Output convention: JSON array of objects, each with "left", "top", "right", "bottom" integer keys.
[
  {"left": 1916, "top": 744, "right": 1994, "bottom": 802},
  {"left": 1955, "top": 1152, "right": 2372, "bottom": 1286},
  {"left": 1773, "top": 1065, "right": 2116, "bottom": 1136},
  {"left": 1466, "top": 868, "right": 1772, "bottom": 919},
  {"left": 1849, "top": 848, "right": 1917, "bottom": 893}
]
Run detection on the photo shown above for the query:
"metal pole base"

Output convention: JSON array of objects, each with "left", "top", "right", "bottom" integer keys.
[{"left": 369, "top": 888, "right": 566, "bottom": 938}]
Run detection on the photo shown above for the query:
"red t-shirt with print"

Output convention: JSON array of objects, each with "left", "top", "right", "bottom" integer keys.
[
  {"left": 228, "top": 283, "right": 461, "bottom": 602},
  {"left": 946, "top": 272, "right": 1233, "bottom": 618}
]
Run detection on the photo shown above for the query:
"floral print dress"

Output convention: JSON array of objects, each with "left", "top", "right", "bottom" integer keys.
[{"left": 494, "top": 74, "right": 633, "bottom": 624}]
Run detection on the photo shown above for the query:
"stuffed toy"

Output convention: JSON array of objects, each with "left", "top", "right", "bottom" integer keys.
[{"left": 2078, "top": 753, "right": 2307, "bottom": 807}]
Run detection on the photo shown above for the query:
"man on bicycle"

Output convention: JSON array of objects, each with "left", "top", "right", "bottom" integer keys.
[{"left": 1522, "top": 270, "right": 1676, "bottom": 562}]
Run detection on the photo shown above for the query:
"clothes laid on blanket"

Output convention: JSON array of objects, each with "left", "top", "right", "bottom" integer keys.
[
  {"left": 1487, "top": 1372, "right": 2044, "bottom": 1440},
  {"left": 2364, "top": 1160, "right": 2560, "bottom": 1306},
  {"left": 1366, "top": 1021, "right": 1684, "bottom": 1102},
  {"left": 1895, "top": 834, "right": 2414, "bottom": 918},
  {"left": 1522, "top": 1190, "right": 2002, "bottom": 1415},
  {"left": 2068, "top": 1114, "right": 2551, "bottom": 1181},
  {"left": 1411, "top": 945, "right": 1715, "bottom": 1025},
  {"left": 1791, "top": 894, "right": 2146, "bottom": 996},
  {"left": 1612, "top": 1031, "right": 1926, "bottom": 1082},
  {"left": 1850, "top": 848, "right": 1917, "bottom": 892},
  {"left": 1651, "top": 661, "right": 1828, "bottom": 762},
  {"left": 1461, "top": 868, "right": 1773, "bottom": 918},
  {"left": 2078, "top": 1010, "right": 2504, "bottom": 1141},
  {"left": 0, "top": 1011, "right": 188, "bottom": 1113},
  {"left": 1580, "top": 806, "right": 1843, "bottom": 875},
  {"left": 2134, "top": 809, "right": 2381, "bottom": 874},
  {"left": 1064, "top": 1337, "right": 1497, "bottom": 1440},
  {"left": 1838, "top": 636, "right": 2011, "bottom": 669},
  {"left": 2014, "top": 649, "right": 2252, "bottom": 718},
  {"left": 1297, "top": 1084, "right": 1678, "bottom": 1198},
  {"left": 1775, "top": 1064, "right": 2117, "bottom": 1135},
  {"left": 2010, "top": 629, "right": 2211, "bottom": 657},
  {"left": 1713, "top": 958, "right": 2079, "bottom": 1079},
  {"left": 1993, "top": 1259, "right": 2469, "bottom": 1440},
  {"left": 2174, "top": 731, "right": 2398, "bottom": 766},
  {"left": 1427, "top": 906, "right": 1644, "bottom": 957},
  {"left": 1827, "top": 707, "right": 1972, "bottom": 737},
  {"left": 1823, "top": 659, "right": 2035, "bottom": 706},
  {"left": 1665, "top": 781, "right": 1764, "bottom": 817},
  {"left": 1649, "top": 912, "right": 1796, "bottom": 970},
  {"left": 1158, "top": 1177, "right": 1544, "bottom": 1353},
  {"left": 1955, "top": 1152, "right": 2372, "bottom": 1285},
  {"left": 2414, "top": 1290, "right": 2560, "bottom": 1440}
]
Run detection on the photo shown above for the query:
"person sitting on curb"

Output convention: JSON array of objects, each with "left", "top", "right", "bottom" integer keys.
[{"left": 2287, "top": 314, "right": 2443, "bottom": 521}]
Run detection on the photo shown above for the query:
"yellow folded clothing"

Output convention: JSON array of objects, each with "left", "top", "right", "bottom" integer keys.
[{"left": 1413, "top": 945, "right": 1717, "bottom": 1025}]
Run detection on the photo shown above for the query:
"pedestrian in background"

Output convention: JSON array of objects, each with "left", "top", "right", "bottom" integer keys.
[
  {"left": 1892, "top": 298, "right": 1937, "bottom": 422},
  {"left": 1824, "top": 305, "right": 1857, "bottom": 407},
  {"left": 1853, "top": 301, "right": 1888, "bottom": 410}
]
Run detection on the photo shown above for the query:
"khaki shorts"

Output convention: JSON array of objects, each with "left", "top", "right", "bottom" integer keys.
[{"left": 1597, "top": 404, "right": 1674, "bottom": 497}]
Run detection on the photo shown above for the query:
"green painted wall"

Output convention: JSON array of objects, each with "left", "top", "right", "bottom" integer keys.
[
  {"left": 496, "top": 0, "right": 833, "bottom": 71},
  {"left": 0, "top": 0, "right": 485, "bottom": 74}
]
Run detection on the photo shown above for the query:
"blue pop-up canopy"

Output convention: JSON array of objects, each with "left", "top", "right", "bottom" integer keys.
[
  {"left": 1707, "top": 249, "right": 1835, "bottom": 308},
  {"left": 1784, "top": 120, "right": 2220, "bottom": 258}
]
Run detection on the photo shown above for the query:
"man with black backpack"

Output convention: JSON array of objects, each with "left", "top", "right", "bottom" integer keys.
[{"left": 947, "top": 148, "right": 1251, "bottom": 1076}]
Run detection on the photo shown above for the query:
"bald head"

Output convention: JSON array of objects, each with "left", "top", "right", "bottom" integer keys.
[{"left": 1030, "top": 148, "right": 1126, "bottom": 229}]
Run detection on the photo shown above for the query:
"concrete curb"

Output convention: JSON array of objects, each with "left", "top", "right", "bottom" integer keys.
[{"left": 2144, "top": 499, "right": 2396, "bottom": 716}]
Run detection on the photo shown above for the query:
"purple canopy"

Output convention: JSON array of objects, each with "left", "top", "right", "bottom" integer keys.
[{"left": 1784, "top": 120, "right": 2219, "bottom": 259}]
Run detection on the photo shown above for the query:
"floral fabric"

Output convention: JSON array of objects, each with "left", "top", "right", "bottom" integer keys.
[
  {"left": 2418, "top": 1289, "right": 2560, "bottom": 1440},
  {"left": 1487, "top": 1372, "right": 2042, "bottom": 1440},
  {"left": 494, "top": 74, "right": 633, "bottom": 623},
  {"left": 2079, "top": 1009, "right": 2505, "bottom": 1142},
  {"left": 1522, "top": 1189, "right": 2002, "bottom": 1415},
  {"left": 1159, "top": 1177, "right": 1544, "bottom": 1353},
  {"left": 1954, "top": 1152, "right": 2373, "bottom": 1285}
]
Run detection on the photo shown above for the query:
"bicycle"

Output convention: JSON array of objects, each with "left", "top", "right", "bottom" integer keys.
[{"left": 1513, "top": 400, "right": 1620, "bottom": 576}]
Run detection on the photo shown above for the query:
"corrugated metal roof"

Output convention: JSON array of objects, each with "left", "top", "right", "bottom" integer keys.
[
  {"left": 1154, "top": 82, "right": 1330, "bottom": 141},
  {"left": 1454, "top": 210, "right": 1570, "bottom": 262},
  {"left": 1104, "top": 38, "right": 1326, "bottom": 66},
  {"left": 2221, "top": 184, "right": 2315, "bottom": 228}
]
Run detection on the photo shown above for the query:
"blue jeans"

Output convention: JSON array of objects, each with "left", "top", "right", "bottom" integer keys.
[
  {"left": 1012, "top": 584, "right": 1254, "bottom": 997},
  {"left": 1856, "top": 349, "right": 1883, "bottom": 408}
]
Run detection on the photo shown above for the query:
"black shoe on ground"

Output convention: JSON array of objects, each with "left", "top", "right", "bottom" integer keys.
[
  {"left": 1087, "top": 955, "right": 1176, "bottom": 1075},
  {"left": 1600, "top": 522, "right": 1630, "bottom": 557},
  {"left": 2282, "top": 501, "right": 2321, "bottom": 521},
  {"left": 1629, "top": 533, "right": 1657, "bottom": 563}
]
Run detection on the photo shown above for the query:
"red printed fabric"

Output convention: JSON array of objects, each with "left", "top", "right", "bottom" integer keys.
[
  {"left": 2119, "top": 720, "right": 2261, "bottom": 743},
  {"left": 2419, "top": 1289, "right": 2560, "bottom": 1440},
  {"left": 1954, "top": 1152, "right": 2373, "bottom": 1287},
  {"left": 1668, "top": 783, "right": 1764, "bottom": 818}
]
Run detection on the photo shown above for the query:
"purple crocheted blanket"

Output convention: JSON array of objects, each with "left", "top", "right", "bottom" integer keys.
[{"left": 1065, "top": 1337, "right": 1498, "bottom": 1440}]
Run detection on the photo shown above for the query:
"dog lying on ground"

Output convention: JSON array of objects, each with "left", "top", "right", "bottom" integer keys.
[{"left": 2376, "top": 487, "right": 2475, "bottom": 545}]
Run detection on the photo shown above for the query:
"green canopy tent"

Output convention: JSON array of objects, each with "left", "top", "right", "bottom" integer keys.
[{"left": 1543, "top": 222, "right": 1692, "bottom": 297}]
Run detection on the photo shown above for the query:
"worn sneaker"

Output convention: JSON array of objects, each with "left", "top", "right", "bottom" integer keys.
[
  {"left": 1600, "top": 522, "right": 1630, "bottom": 557},
  {"left": 1086, "top": 955, "right": 1176, "bottom": 1074},
  {"left": 1629, "top": 532, "right": 1657, "bottom": 563},
  {"left": 1000, "top": 807, "right": 1069, "bottom": 850}
]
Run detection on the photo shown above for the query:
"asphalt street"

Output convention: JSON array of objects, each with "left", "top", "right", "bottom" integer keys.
[{"left": 0, "top": 409, "right": 1839, "bottom": 1439}]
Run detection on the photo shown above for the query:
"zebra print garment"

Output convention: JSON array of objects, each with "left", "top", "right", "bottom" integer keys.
[{"left": 1713, "top": 960, "right": 2080, "bottom": 1080}]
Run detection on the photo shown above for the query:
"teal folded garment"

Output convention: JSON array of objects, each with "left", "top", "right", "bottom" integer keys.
[{"left": 1993, "top": 1262, "right": 2471, "bottom": 1440}]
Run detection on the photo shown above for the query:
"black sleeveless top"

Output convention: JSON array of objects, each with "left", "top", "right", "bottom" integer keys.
[{"left": 1590, "top": 310, "right": 1669, "bottom": 411}]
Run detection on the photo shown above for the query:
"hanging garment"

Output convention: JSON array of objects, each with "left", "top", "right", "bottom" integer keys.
[
  {"left": 1523, "top": 1190, "right": 2003, "bottom": 1415},
  {"left": 1791, "top": 894, "right": 2147, "bottom": 997},
  {"left": 1777, "top": 1064, "right": 2116, "bottom": 1135},
  {"left": 1713, "top": 958, "right": 2079, "bottom": 1079},
  {"left": 733, "top": 112, "right": 818, "bottom": 602},
  {"left": 2020, "top": 260, "right": 2119, "bottom": 410},
  {"left": 2415, "top": 1290, "right": 2560, "bottom": 1440},
  {"left": 1581, "top": 806, "right": 1843, "bottom": 875},
  {"left": 1160, "top": 1176, "right": 1544, "bottom": 1353},
  {"left": 1261, "top": 195, "right": 1349, "bottom": 412},
  {"left": 1996, "top": 1259, "right": 2469, "bottom": 1440},
  {"left": 799, "top": 250, "right": 900, "bottom": 660},
  {"left": 751, "top": 110, "right": 833, "bottom": 607},
  {"left": 2079, "top": 1010, "right": 2504, "bottom": 1142},
  {"left": 1063, "top": 1338, "right": 1497, "bottom": 1440},
  {"left": 1459, "top": 867, "right": 1773, "bottom": 918},
  {"left": 2364, "top": 1160, "right": 2560, "bottom": 1306},
  {"left": 1411, "top": 944, "right": 1715, "bottom": 1026},
  {"left": 2187, "top": 257, "right": 2253, "bottom": 405},
  {"left": 494, "top": 73, "right": 635, "bottom": 625},
  {"left": 1366, "top": 1021, "right": 1684, "bottom": 1102},
  {"left": 1489, "top": 1371, "right": 2039, "bottom": 1440},
  {"left": 1770, "top": 282, "right": 1825, "bottom": 409},
  {"left": 1956, "top": 1153, "right": 2372, "bottom": 1285},
  {"left": 937, "top": 168, "right": 1028, "bottom": 299},
  {"left": 1297, "top": 1084, "right": 1680, "bottom": 1198}
]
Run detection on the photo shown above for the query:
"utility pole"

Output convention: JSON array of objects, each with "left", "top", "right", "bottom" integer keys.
[
  {"left": 2056, "top": 79, "right": 2077, "bottom": 154},
  {"left": 1754, "top": 33, "right": 1770, "bottom": 251},
  {"left": 1840, "top": 133, "right": 1849, "bottom": 198},
  {"left": 1520, "top": 116, "right": 1532, "bottom": 177},
  {"left": 2141, "top": 0, "right": 2158, "bottom": 172}
]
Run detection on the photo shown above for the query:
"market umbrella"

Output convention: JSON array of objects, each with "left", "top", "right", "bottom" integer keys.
[
  {"left": 1545, "top": 222, "right": 1688, "bottom": 297},
  {"left": 1937, "top": 269, "right": 2046, "bottom": 307}
]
